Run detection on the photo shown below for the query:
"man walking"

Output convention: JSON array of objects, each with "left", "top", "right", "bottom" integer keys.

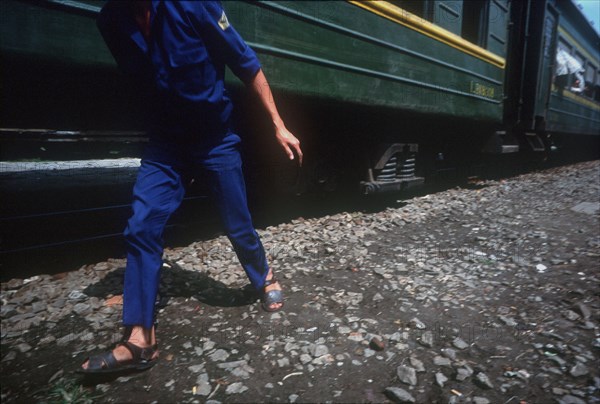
[{"left": 81, "top": 0, "right": 302, "bottom": 373}]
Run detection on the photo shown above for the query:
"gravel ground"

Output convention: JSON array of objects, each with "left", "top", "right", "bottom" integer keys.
[{"left": 1, "top": 160, "right": 599, "bottom": 403}]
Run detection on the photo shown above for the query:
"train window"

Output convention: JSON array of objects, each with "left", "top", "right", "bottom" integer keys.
[
  {"left": 432, "top": 1, "right": 463, "bottom": 35},
  {"left": 596, "top": 70, "right": 600, "bottom": 103},
  {"left": 569, "top": 52, "right": 586, "bottom": 93},
  {"left": 584, "top": 63, "right": 596, "bottom": 98},
  {"left": 389, "top": 1, "right": 434, "bottom": 20},
  {"left": 461, "top": 0, "right": 489, "bottom": 46},
  {"left": 557, "top": 38, "right": 571, "bottom": 55}
]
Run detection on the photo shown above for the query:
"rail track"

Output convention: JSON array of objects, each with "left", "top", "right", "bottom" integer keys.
[{"left": 0, "top": 150, "right": 590, "bottom": 281}]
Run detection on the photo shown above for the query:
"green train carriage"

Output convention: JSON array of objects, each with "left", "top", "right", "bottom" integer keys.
[
  {"left": 506, "top": 0, "right": 599, "bottom": 157},
  {"left": 0, "top": 0, "right": 598, "bottom": 193}
]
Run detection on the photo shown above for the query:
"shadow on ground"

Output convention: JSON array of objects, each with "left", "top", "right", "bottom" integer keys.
[{"left": 82, "top": 263, "right": 257, "bottom": 310}]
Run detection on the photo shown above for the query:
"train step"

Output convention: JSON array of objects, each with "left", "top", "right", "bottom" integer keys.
[
  {"left": 524, "top": 132, "right": 546, "bottom": 152},
  {"left": 482, "top": 131, "right": 520, "bottom": 154}
]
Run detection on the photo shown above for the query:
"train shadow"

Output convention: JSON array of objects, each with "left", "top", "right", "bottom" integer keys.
[{"left": 82, "top": 263, "right": 257, "bottom": 309}]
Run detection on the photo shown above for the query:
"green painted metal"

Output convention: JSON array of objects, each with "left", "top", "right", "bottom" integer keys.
[
  {"left": 0, "top": 0, "right": 113, "bottom": 66},
  {"left": 432, "top": 1, "right": 463, "bottom": 35},
  {"left": 548, "top": 93, "right": 600, "bottom": 135},
  {"left": 227, "top": 1, "right": 505, "bottom": 121},
  {"left": 487, "top": 0, "right": 509, "bottom": 55},
  {"left": 1, "top": 0, "right": 507, "bottom": 132},
  {"left": 543, "top": 0, "right": 600, "bottom": 136}
]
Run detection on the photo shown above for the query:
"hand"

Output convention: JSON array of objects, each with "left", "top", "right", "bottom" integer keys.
[{"left": 275, "top": 122, "right": 303, "bottom": 166}]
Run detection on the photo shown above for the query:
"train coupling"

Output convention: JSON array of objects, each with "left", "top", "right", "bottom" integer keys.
[{"left": 361, "top": 143, "right": 424, "bottom": 195}]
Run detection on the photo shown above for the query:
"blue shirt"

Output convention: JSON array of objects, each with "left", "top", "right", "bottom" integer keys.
[{"left": 97, "top": 0, "right": 261, "bottom": 141}]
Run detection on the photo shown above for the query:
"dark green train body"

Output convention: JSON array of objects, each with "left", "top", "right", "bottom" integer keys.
[{"left": 1, "top": 0, "right": 598, "bottom": 192}]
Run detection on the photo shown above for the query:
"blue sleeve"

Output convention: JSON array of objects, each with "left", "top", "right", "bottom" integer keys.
[{"left": 195, "top": 1, "right": 261, "bottom": 83}]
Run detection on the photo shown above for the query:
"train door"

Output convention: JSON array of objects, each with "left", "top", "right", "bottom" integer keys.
[{"left": 534, "top": 3, "right": 559, "bottom": 128}]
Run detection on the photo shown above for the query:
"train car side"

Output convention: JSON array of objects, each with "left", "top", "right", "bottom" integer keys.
[
  {"left": 0, "top": 0, "right": 597, "bottom": 187},
  {"left": 547, "top": 0, "right": 600, "bottom": 137}
]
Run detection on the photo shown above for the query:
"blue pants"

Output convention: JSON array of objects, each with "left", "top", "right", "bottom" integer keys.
[{"left": 122, "top": 133, "right": 269, "bottom": 328}]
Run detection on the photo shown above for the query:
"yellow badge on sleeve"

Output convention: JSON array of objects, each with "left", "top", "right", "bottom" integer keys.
[{"left": 218, "top": 10, "right": 230, "bottom": 30}]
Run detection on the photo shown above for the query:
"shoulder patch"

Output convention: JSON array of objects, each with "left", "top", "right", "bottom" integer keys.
[{"left": 218, "top": 10, "right": 230, "bottom": 30}]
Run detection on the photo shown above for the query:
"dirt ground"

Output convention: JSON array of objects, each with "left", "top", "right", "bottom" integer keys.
[{"left": 1, "top": 161, "right": 599, "bottom": 403}]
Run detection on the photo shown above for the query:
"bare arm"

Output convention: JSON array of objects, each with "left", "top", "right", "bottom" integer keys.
[{"left": 247, "top": 69, "right": 303, "bottom": 166}]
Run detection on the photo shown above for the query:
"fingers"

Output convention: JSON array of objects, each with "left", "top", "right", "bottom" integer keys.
[
  {"left": 276, "top": 128, "right": 303, "bottom": 166},
  {"left": 282, "top": 143, "right": 294, "bottom": 161},
  {"left": 293, "top": 142, "right": 303, "bottom": 166},
  {"left": 285, "top": 138, "right": 303, "bottom": 166}
]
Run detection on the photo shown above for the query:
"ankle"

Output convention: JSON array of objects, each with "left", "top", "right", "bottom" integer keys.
[{"left": 128, "top": 326, "right": 156, "bottom": 346}]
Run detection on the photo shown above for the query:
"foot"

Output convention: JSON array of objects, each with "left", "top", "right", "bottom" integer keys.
[
  {"left": 81, "top": 326, "right": 157, "bottom": 371},
  {"left": 262, "top": 269, "right": 284, "bottom": 312}
]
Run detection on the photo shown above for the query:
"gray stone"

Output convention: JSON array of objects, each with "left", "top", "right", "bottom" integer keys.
[
  {"left": 570, "top": 389, "right": 586, "bottom": 398},
  {"left": 435, "top": 372, "right": 448, "bottom": 388},
  {"left": 396, "top": 365, "right": 417, "bottom": 386},
  {"left": 452, "top": 337, "right": 469, "bottom": 350},
  {"left": 31, "top": 302, "right": 47, "bottom": 313},
  {"left": 312, "top": 354, "right": 333, "bottom": 366},
  {"left": 498, "top": 315, "right": 517, "bottom": 327},
  {"left": 563, "top": 310, "right": 580, "bottom": 321},
  {"left": 433, "top": 356, "right": 452, "bottom": 367},
  {"left": 569, "top": 363, "right": 589, "bottom": 378},
  {"left": 73, "top": 303, "right": 91, "bottom": 316},
  {"left": 188, "top": 364, "right": 205, "bottom": 373},
  {"left": 278, "top": 357, "right": 290, "bottom": 367},
  {"left": 548, "top": 356, "right": 567, "bottom": 368},
  {"left": 571, "top": 202, "right": 600, "bottom": 215},
  {"left": 456, "top": 365, "right": 474, "bottom": 382},
  {"left": 474, "top": 372, "right": 494, "bottom": 389},
  {"left": 372, "top": 293, "right": 384, "bottom": 302},
  {"left": 231, "top": 366, "right": 253, "bottom": 379},
  {"left": 288, "top": 394, "right": 299, "bottom": 403},
  {"left": 299, "top": 354, "right": 312, "bottom": 364},
  {"left": 552, "top": 387, "right": 568, "bottom": 395},
  {"left": 2, "top": 351, "right": 17, "bottom": 362},
  {"left": 208, "top": 349, "right": 229, "bottom": 362},
  {"left": 574, "top": 303, "right": 591, "bottom": 320},
  {"left": 418, "top": 331, "right": 434, "bottom": 348},
  {"left": 363, "top": 348, "right": 376, "bottom": 358},
  {"left": 216, "top": 360, "right": 246, "bottom": 370},
  {"left": 409, "top": 318, "right": 426, "bottom": 329},
  {"left": 561, "top": 395, "right": 587, "bottom": 404},
  {"left": 284, "top": 342, "right": 299, "bottom": 352},
  {"left": 15, "top": 343, "right": 32, "bottom": 353},
  {"left": 310, "top": 344, "right": 329, "bottom": 358},
  {"left": 409, "top": 357, "right": 425, "bottom": 373},
  {"left": 473, "top": 397, "right": 490, "bottom": 404},
  {"left": 441, "top": 348, "right": 457, "bottom": 360},
  {"left": 5, "top": 279, "right": 24, "bottom": 290},
  {"left": 68, "top": 290, "right": 87, "bottom": 301},
  {"left": 384, "top": 387, "right": 415, "bottom": 403},
  {"left": 195, "top": 379, "right": 211, "bottom": 396},
  {"left": 225, "top": 382, "right": 248, "bottom": 395}
]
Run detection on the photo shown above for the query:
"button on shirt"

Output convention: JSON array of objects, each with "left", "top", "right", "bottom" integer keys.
[{"left": 97, "top": 0, "right": 261, "bottom": 140}]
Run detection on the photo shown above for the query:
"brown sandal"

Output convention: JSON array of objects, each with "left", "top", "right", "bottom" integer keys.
[
  {"left": 78, "top": 341, "right": 158, "bottom": 375},
  {"left": 261, "top": 277, "right": 284, "bottom": 312}
]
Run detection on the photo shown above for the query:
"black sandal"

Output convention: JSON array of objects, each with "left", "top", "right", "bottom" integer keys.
[
  {"left": 78, "top": 341, "right": 158, "bottom": 375},
  {"left": 261, "top": 277, "right": 284, "bottom": 312}
]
